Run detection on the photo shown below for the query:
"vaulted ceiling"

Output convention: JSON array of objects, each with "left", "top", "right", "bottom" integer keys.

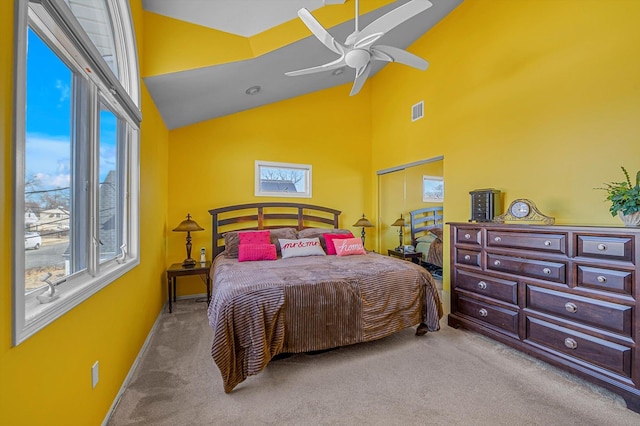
[{"left": 141, "top": 0, "right": 463, "bottom": 129}]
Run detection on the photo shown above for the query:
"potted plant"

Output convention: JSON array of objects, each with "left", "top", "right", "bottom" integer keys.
[{"left": 598, "top": 166, "right": 640, "bottom": 226}]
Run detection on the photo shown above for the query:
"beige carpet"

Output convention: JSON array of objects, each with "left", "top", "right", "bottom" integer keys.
[{"left": 107, "top": 294, "right": 640, "bottom": 425}]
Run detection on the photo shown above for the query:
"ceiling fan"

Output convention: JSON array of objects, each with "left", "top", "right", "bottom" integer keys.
[{"left": 285, "top": 0, "right": 433, "bottom": 96}]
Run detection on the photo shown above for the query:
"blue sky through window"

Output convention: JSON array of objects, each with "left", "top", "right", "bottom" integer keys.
[
  {"left": 26, "top": 27, "right": 117, "bottom": 200},
  {"left": 26, "top": 27, "right": 72, "bottom": 194}
]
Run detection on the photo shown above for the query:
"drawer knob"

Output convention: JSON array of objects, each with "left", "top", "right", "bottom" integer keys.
[
  {"left": 597, "top": 243, "right": 607, "bottom": 251},
  {"left": 543, "top": 267, "right": 551, "bottom": 275},
  {"left": 478, "top": 308, "right": 488, "bottom": 317},
  {"left": 564, "top": 302, "right": 578, "bottom": 313},
  {"left": 597, "top": 275, "right": 607, "bottom": 283},
  {"left": 464, "top": 254, "right": 471, "bottom": 260},
  {"left": 478, "top": 281, "right": 487, "bottom": 290},
  {"left": 564, "top": 337, "right": 578, "bottom": 349},
  {"left": 544, "top": 240, "right": 551, "bottom": 246},
  {"left": 494, "top": 260, "right": 501, "bottom": 266},
  {"left": 494, "top": 236, "right": 502, "bottom": 242},
  {"left": 464, "top": 233, "right": 471, "bottom": 240}
]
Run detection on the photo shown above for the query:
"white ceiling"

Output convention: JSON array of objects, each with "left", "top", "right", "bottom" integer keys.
[{"left": 141, "top": 0, "right": 464, "bottom": 129}]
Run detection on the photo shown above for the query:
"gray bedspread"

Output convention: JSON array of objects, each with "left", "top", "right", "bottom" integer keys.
[{"left": 207, "top": 252, "right": 443, "bottom": 392}]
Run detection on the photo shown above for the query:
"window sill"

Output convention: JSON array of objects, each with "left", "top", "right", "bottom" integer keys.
[{"left": 16, "top": 257, "right": 139, "bottom": 345}]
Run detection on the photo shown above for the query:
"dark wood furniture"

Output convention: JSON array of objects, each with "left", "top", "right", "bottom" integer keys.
[
  {"left": 469, "top": 189, "right": 501, "bottom": 222},
  {"left": 448, "top": 222, "right": 640, "bottom": 413},
  {"left": 208, "top": 202, "right": 341, "bottom": 258},
  {"left": 388, "top": 248, "right": 422, "bottom": 263},
  {"left": 166, "top": 261, "right": 211, "bottom": 313}
]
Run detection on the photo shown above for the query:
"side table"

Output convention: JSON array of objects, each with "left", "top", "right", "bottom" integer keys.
[
  {"left": 387, "top": 248, "right": 422, "bottom": 264},
  {"left": 166, "top": 261, "right": 211, "bottom": 313}
]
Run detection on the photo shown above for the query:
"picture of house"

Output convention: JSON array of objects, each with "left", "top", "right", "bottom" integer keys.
[{"left": 1, "top": 1, "right": 639, "bottom": 425}]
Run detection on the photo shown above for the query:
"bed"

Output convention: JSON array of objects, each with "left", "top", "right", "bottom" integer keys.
[
  {"left": 207, "top": 202, "right": 443, "bottom": 392},
  {"left": 409, "top": 206, "right": 444, "bottom": 270}
]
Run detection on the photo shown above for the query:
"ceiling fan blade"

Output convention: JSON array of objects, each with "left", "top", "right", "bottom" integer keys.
[
  {"left": 350, "top": 62, "right": 371, "bottom": 96},
  {"left": 371, "top": 45, "right": 429, "bottom": 70},
  {"left": 285, "top": 57, "right": 346, "bottom": 77},
  {"left": 354, "top": 0, "right": 433, "bottom": 49},
  {"left": 297, "top": 8, "right": 345, "bottom": 56}
]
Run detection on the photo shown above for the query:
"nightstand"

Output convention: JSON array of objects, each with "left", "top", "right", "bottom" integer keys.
[
  {"left": 166, "top": 262, "right": 211, "bottom": 313},
  {"left": 387, "top": 249, "right": 422, "bottom": 264}
]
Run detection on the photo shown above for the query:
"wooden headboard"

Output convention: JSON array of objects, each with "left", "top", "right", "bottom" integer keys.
[
  {"left": 410, "top": 206, "right": 444, "bottom": 244},
  {"left": 208, "top": 202, "right": 342, "bottom": 258}
]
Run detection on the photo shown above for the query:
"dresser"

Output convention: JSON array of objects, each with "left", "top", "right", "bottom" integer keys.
[{"left": 448, "top": 222, "right": 640, "bottom": 413}]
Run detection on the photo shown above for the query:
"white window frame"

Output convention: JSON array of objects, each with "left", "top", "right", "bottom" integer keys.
[
  {"left": 255, "top": 160, "right": 312, "bottom": 198},
  {"left": 12, "top": 0, "right": 140, "bottom": 345}
]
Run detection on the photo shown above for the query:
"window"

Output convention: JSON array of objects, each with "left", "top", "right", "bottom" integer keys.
[
  {"left": 255, "top": 160, "right": 312, "bottom": 198},
  {"left": 13, "top": 0, "right": 140, "bottom": 345}
]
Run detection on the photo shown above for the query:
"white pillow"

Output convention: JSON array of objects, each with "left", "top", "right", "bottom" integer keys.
[{"left": 279, "top": 238, "right": 326, "bottom": 259}]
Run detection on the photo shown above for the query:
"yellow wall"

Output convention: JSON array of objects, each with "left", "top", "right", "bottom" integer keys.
[
  {"left": 166, "top": 84, "right": 373, "bottom": 294},
  {"left": 2, "top": 0, "right": 640, "bottom": 423},
  {"left": 0, "top": 1, "right": 171, "bottom": 424},
  {"left": 371, "top": 0, "right": 640, "bottom": 290}
]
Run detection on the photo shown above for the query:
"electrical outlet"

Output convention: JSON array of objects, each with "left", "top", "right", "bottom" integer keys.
[{"left": 92, "top": 361, "right": 99, "bottom": 388}]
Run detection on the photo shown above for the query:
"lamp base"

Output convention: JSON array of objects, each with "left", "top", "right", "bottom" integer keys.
[{"left": 182, "top": 258, "right": 197, "bottom": 268}]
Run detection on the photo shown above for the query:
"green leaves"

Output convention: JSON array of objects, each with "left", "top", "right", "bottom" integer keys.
[{"left": 598, "top": 167, "right": 640, "bottom": 217}]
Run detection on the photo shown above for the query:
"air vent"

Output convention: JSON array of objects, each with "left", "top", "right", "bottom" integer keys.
[{"left": 412, "top": 101, "right": 424, "bottom": 121}]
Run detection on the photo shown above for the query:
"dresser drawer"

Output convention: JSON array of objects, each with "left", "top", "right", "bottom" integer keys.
[
  {"left": 487, "top": 231, "right": 567, "bottom": 255},
  {"left": 577, "top": 265, "right": 633, "bottom": 296},
  {"left": 487, "top": 254, "right": 566, "bottom": 284},
  {"left": 577, "top": 235, "right": 633, "bottom": 262},
  {"left": 456, "top": 248, "right": 481, "bottom": 267},
  {"left": 526, "top": 286, "right": 632, "bottom": 336},
  {"left": 456, "top": 228, "right": 482, "bottom": 246},
  {"left": 456, "top": 295, "right": 519, "bottom": 335},
  {"left": 455, "top": 270, "right": 517, "bottom": 304},
  {"left": 526, "top": 317, "right": 632, "bottom": 379}
]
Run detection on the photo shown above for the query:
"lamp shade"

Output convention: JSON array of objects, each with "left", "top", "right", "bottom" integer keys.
[
  {"left": 173, "top": 213, "right": 204, "bottom": 232},
  {"left": 391, "top": 216, "right": 405, "bottom": 227},
  {"left": 353, "top": 214, "right": 373, "bottom": 228}
]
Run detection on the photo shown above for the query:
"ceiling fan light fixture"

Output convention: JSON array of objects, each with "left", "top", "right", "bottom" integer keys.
[
  {"left": 345, "top": 49, "right": 371, "bottom": 69},
  {"left": 245, "top": 85, "right": 261, "bottom": 95}
]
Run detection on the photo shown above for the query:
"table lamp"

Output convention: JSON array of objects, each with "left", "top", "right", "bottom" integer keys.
[
  {"left": 173, "top": 213, "right": 204, "bottom": 267},
  {"left": 353, "top": 213, "right": 374, "bottom": 245},
  {"left": 392, "top": 215, "right": 405, "bottom": 251}
]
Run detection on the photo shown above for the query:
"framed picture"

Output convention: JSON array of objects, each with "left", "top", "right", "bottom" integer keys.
[
  {"left": 255, "top": 160, "right": 312, "bottom": 198},
  {"left": 422, "top": 175, "right": 444, "bottom": 202}
]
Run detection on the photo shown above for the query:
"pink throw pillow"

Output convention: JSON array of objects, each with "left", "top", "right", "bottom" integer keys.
[
  {"left": 334, "top": 238, "right": 367, "bottom": 256},
  {"left": 238, "top": 243, "right": 277, "bottom": 262},
  {"left": 238, "top": 230, "right": 271, "bottom": 245},
  {"left": 323, "top": 233, "right": 355, "bottom": 255}
]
